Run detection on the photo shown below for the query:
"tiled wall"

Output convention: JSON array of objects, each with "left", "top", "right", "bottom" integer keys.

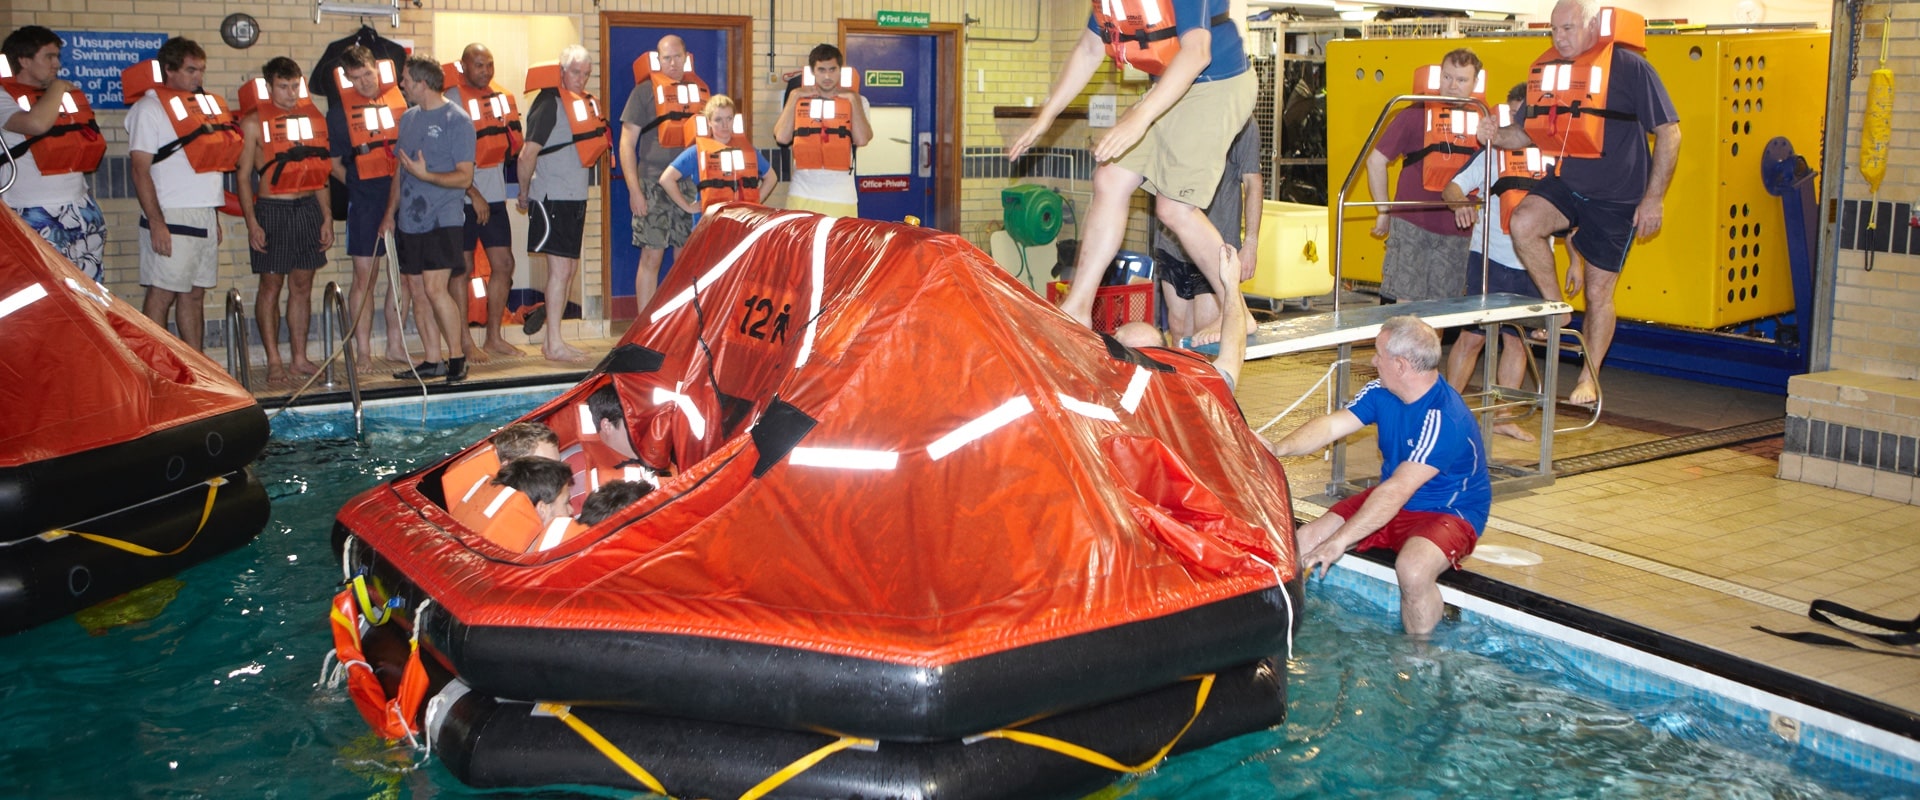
[
  {"left": 1786, "top": 1, "right": 1920, "bottom": 500},
  {"left": 1782, "top": 371, "right": 1920, "bottom": 505},
  {"left": 7, "top": 0, "right": 1162, "bottom": 343}
]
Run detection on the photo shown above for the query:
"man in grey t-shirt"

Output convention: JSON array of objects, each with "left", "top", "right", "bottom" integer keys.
[
  {"left": 618, "top": 34, "right": 699, "bottom": 315},
  {"left": 382, "top": 55, "right": 476, "bottom": 383}
]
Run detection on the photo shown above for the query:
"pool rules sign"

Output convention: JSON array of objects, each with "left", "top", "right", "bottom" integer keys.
[{"left": 54, "top": 30, "right": 166, "bottom": 110}]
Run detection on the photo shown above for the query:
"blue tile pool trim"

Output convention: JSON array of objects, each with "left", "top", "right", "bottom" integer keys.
[{"left": 1327, "top": 550, "right": 1920, "bottom": 787}]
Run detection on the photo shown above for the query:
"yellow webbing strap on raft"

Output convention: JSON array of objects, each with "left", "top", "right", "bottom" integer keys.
[
  {"left": 351, "top": 574, "right": 393, "bottom": 626},
  {"left": 975, "top": 673, "right": 1216, "bottom": 774},
  {"left": 40, "top": 477, "right": 227, "bottom": 557},
  {"left": 535, "top": 702, "right": 672, "bottom": 797},
  {"left": 538, "top": 699, "right": 878, "bottom": 800},
  {"left": 738, "top": 735, "right": 878, "bottom": 800}
]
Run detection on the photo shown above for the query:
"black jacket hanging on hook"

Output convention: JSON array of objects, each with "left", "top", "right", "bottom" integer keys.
[{"left": 311, "top": 25, "right": 409, "bottom": 110}]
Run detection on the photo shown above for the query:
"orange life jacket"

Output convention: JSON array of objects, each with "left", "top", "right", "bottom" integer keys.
[
  {"left": 442, "top": 63, "right": 524, "bottom": 169},
  {"left": 1489, "top": 104, "right": 1553, "bottom": 234},
  {"left": 0, "top": 64, "right": 106, "bottom": 176},
  {"left": 568, "top": 462, "right": 657, "bottom": 516},
  {"left": 1524, "top": 6, "right": 1646, "bottom": 160},
  {"left": 791, "top": 68, "right": 860, "bottom": 173},
  {"left": 693, "top": 118, "right": 760, "bottom": 207},
  {"left": 451, "top": 481, "right": 547, "bottom": 554},
  {"left": 328, "top": 582, "right": 429, "bottom": 743},
  {"left": 527, "top": 515, "right": 589, "bottom": 554},
  {"left": 632, "top": 51, "right": 708, "bottom": 149},
  {"left": 526, "top": 64, "right": 611, "bottom": 169},
  {"left": 236, "top": 77, "right": 332, "bottom": 195},
  {"left": 333, "top": 60, "right": 407, "bottom": 180},
  {"left": 1406, "top": 64, "right": 1486, "bottom": 192},
  {"left": 121, "top": 59, "right": 244, "bottom": 174},
  {"left": 1090, "top": 0, "right": 1231, "bottom": 77},
  {"left": 440, "top": 444, "right": 501, "bottom": 516}
]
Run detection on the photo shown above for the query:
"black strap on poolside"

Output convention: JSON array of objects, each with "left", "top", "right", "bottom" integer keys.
[
  {"left": 1808, "top": 599, "right": 1920, "bottom": 646},
  {"left": 1752, "top": 627, "right": 1920, "bottom": 660}
]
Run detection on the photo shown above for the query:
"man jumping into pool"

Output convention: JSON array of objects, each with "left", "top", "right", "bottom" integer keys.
[{"left": 1266, "top": 315, "right": 1491, "bottom": 635}]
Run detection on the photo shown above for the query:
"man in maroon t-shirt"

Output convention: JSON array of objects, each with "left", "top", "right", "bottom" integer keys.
[{"left": 1364, "top": 48, "right": 1481, "bottom": 303}]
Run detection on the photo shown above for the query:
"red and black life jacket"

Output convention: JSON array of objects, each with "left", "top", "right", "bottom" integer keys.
[
  {"left": 236, "top": 77, "right": 331, "bottom": 194},
  {"left": 0, "top": 61, "right": 106, "bottom": 176},
  {"left": 791, "top": 67, "right": 859, "bottom": 173},
  {"left": 1404, "top": 64, "right": 1486, "bottom": 192},
  {"left": 121, "top": 59, "right": 243, "bottom": 174},
  {"left": 526, "top": 63, "right": 611, "bottom": 169},
  {"left": 443, "top": 62, "right": 524, "bottom": 169},
  {"left": 1524, "top": 6, "right": 1646, "bottom": 160},
  {"left": 632, "top": 51, "right": 707, "bottom": 149},
  {"left": 333, "top": 59, "right": 407, "bottom": 180},
  {"left": 692, "top": 116, "right": 760, "bottom": 207},
  {"left": 1090, "top": 0, "right": 1231, "bottom": 77}
]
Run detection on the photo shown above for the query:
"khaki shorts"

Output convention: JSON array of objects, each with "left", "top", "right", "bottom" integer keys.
[
  {"left": 1114, "top": 70, "right": 1256, "bottom": 206},
  {"left": 138, "top": 206, "right": 220, "bottom": 293}
]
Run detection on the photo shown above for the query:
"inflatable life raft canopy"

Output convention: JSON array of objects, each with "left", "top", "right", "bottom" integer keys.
[
  {"left": 0, "top": 209, "right": 268, "bottom": 633},
  {"left": 337, "top": 202, "right": 1300, "bottom": 743}
]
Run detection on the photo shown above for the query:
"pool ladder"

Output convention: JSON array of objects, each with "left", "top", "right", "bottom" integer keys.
[
  {"left": 225, "top": 289, "right": 250, "bottom": 393},
  {"left": 319, "top": 282, "right": 365, "bottom": 437}
]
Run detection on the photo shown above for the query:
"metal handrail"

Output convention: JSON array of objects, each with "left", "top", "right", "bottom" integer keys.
[
  {"left": 1330, "top": 92, "right": 1496, "bottom": 317},
  {"left": 225, "top": 288, "right": 250, "bottom": 393},
  {"left": 0, "top": 132, "right": 16, "bottom": 195},
  {"left": 320, "top": 281, "right": 364, "bottom": 437}
]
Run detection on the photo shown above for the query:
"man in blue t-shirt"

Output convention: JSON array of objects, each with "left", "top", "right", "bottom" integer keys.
[
  {"left": 381, "top": 55, "right": 476, "bottom": 384},
  {"left": 1487, "top": 0, "right": 1680, "bottom": 408},
  {"left": 1268, "top": 315, "right": 1491, "bottom": 635},
  {"left": 1008, "top": 0, "right": 1255, "bottom": 333}
]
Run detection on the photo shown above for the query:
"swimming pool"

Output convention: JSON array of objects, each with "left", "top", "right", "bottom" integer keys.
[{"left": 0, "top": 388, "right": 1913, "bottom": 798}]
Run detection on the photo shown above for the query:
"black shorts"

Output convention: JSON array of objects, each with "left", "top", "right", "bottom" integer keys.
[
  {"left": 248, "top": 195, "right": 327, "bottom": 274},
  {"left": 1153, "top": 249, "right": 1214, "bottom": 301},
  {"left": 463, "top": 200, "right": 512, "bottom": 250},
  {"left": 529, "top": 198, "right": 586, "bottom": 260},
  {"left": 1465, "top": 252, "right": 1543, "bottom": 297},
  {"left": 345, "top": 177, "right": 392, "bottom": 258},
  {"left": 395, "top": 226, "right": 468, "bottom": 276},
  {"left": 1528, "top": 176, "right": 1637, "bottom": 273}
]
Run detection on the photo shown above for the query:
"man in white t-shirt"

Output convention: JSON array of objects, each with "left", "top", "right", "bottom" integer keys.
[
  {"left": 1, "top": 26, "right": 106, "bottom": 281},
  {"left": 774, "top": 44, "right": 871, "bottom": 218},
  {"left": 127, "top": 37, "right": 226, "bottom": 351}
]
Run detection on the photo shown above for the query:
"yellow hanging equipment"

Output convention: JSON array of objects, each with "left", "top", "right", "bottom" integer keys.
[{"left": 1859, "top": 4, "right": 1895, "bottom": 270}]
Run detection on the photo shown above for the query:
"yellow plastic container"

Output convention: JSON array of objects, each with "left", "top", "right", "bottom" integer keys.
[{"left": 1244, "top": 200, "right": 1335, "bottom": 299}]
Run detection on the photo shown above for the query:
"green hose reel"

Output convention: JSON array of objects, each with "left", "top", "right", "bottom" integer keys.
[{"left": 1002, "top": 185, "right": 1064, "bottom": 247}]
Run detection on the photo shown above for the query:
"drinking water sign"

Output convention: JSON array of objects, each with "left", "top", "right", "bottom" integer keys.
[{"left": 55, "top": 31, "right": 166, "bottom": 110}]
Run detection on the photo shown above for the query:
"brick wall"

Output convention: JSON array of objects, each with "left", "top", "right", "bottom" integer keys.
[
  {"left": 8, "top": 0, "right": 1161, "bottom": 345},
  {"left": 1785, "top": 0, "right": 1920, "bottom": 504}
]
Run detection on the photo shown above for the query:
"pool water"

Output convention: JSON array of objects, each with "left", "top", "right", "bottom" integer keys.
[{"left": 0, "top": 399, "right": 1911, "bottom": 799}]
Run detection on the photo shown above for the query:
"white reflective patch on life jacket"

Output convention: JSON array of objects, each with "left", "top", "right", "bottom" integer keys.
[
  {"left": 461, "top": 475, "right": 490, "bottom": 504},
  {"left": 483, "top": 487, "right": 519, "bottom": 518},
  {"left": 1139, "top": 0, "right": 1163, "bottom": 27},
  {"left": 570, "top": 98, "right": 588, "bottom": 122},
  {"left": 10, "top": 93, "right": 27, "bottom": 113},
  {"left": 1590, "top": 65, "right": 1604, "bottom": 96},
  {"left": 1498, "top": 104, "right": 1512, "bottom": 127},
  {"left": 377, "top": 60, "right": 395, "bottom": 84},
  {"left": 470, "top": 277, "right": 486, "bottom": 299},
  {"left": 467, "top": 99, "right": 481, "bottom": 119},
  {"left": 377, "top": 105, "right": 396, "bottom": 129},
  {"left": 693, "top": 115, "right": 708, "bottom": 137},
  {"left": 577, "top": 402, "right": 596, "bottom": 436},
  {"left": 196, "top": 93, "right": 221, "bottom": 116},
  {"left": 1600, "top": 7, "right": 1614, "bottom": 38},
  {"left": 534, "top": 516, "right": 571, "bottom": 552},
  {"left": 655, "top": 84, "right": 666, "bottom": 106}
]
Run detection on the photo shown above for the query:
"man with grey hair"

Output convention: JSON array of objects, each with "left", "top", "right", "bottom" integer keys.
[
  {"left": 518, "top": 43, "right": 604, "bottom": 363},
  {"left": 1486, "top": 0, "right": 1679, "bottom": 407},
  {"left": 381, "top": 54, "right": 475, "bottom": 383},
  {"left": 1268, "top": 315, "right": 1490, "bottom": 635}
]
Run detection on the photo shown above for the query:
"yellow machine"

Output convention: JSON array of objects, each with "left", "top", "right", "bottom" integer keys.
[{"left": 1326, "top": 29, "right": 1829, "bottom": 329}]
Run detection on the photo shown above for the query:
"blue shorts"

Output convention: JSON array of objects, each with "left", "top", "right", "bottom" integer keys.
[
  {"left": 1465, "top": 252, "right": 1542, "bottom": 297},
  {"left": 345, "top": 177, "right": 393, "bottom": 258},
  {"left": 463, "top": 200, "right": 512, "bottom": 250},
  {"left": 1527, "top": 176, "right": 1636, "bottom": 273}
]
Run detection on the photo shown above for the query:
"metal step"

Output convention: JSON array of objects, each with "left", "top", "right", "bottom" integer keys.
[{"left": 1551, "top": 417, "right": 1786, "bottom": 478}]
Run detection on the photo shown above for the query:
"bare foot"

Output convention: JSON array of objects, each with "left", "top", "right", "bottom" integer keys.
[
  {"left": 1492, "top": 421, "right": 1536, "bottom": 443},
  {"left": 264, "top": 364, "right": 290, "bottom": 386},
  {"left": 1189, "top": 329, "right": 1222, "bottom": 347},
  {"left": 543, "top": 345, "right": 590, "bottom": 363},
  {"left": 384, "top": 348, "right": 410, "bottom": 364},
  {"left": 466, "top": 345, "right": 493, "bottom": 364},
  {"left": 1057, "top": 298, "right": 1094, "bottom": 329},
  {"left": 289, "top": 360, "right": 319, "bottom": 377},
  {"left": 484, "top": 338, "right": 526, "bottom": 357},
  {"left": 1568, "top": 377, "right": 1599, "bottom": 408}
]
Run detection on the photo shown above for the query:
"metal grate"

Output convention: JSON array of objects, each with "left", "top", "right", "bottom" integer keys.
[{"left": 1551, "top": 418, "right": 1787, "bottom": 478}]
